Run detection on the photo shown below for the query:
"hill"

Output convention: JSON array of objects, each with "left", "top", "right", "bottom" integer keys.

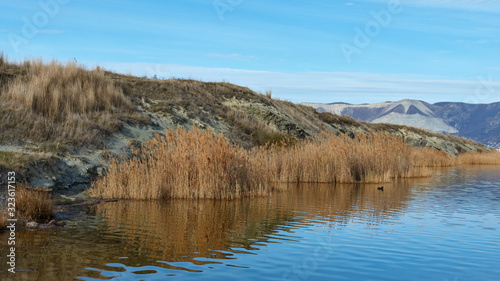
[{"left": 0, "top": 57, "right": 491, "bottom": 193}]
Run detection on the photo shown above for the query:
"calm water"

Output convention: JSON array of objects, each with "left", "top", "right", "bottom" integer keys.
[{"left": 1, "top": 166, "right": 500, "bottom": 281}]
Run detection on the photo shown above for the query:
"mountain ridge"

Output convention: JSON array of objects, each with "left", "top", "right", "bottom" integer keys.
[{"left": 304, "top": 99, "right": 500, "bottom": 148}]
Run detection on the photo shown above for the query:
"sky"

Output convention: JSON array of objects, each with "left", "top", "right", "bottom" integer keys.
[{"left": 1, "top": 0, "right": 500, "bottom": 104}]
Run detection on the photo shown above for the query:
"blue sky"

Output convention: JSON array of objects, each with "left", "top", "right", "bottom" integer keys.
[{"left": 1, "top": 0, "right": 500, "bottom": 104}]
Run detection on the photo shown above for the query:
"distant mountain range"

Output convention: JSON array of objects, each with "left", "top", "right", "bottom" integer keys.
[{"left": 304, "top": 99, "right": 500, "bottom": 148}]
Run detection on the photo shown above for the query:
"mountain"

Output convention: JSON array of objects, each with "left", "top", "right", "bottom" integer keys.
[{"left": 304, "top": 99, "right": 500, "bottom": 147}]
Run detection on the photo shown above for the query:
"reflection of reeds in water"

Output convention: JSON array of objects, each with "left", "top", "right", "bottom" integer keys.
[
  {"left": 0, "top": 177, "right": 433, "bottom": 280},
  {"left": 92, "top": 128, "right": 467, "bottom": 200},
  {"left": 96, "top": 199, "right": 295, "bottom": 263},
  {"left": 94, "top": 179, "right": 426, "bottom": 265}
]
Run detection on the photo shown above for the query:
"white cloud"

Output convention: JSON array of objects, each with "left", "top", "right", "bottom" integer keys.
[
  {"left": 0, "top": 29, "right": 64, "bottom": 34},
  {"left": 91, "top": 62, "right": 500, "bottom": 104}
]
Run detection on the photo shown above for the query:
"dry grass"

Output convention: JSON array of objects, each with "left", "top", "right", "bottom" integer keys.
[
  {"left": 3, "top": 60, "right": 132, "bottom": 118},
  {"left": 0, "top": 209, "right": 7, "bottom": 231},
  {"left": 226, "top": 109, "right": 294, "bottom": 146},
  {"left": 90, "top": 126, "right": 270, "bottom": 200},
  {"left": 15, "top": 185, "right": 54, "bottom": 221},
  {"left": 252, "top": 132, "right": 416, "bottom": 184},
  {"left": 0, "top": 57, "right": 144, "bottom": 152},
  {"left": 92, "top": 128, "right": 473, "bottom": 200},
  {"left": 457, "top": 151, "right": 500, "bottom": 165}
]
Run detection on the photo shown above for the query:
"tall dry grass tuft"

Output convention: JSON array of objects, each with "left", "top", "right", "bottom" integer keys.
[
  {"left": 90, "top": 127, "right": 270, "bottom": 200},
  {"left": 0, "top": 209, "right": 7, "bottom": 230},
  {"left": 0, "top": 58, "right": 141, "bottom": 151},
  {"left": 16, "top": 185, "right": 54, "bottom": 221},
  {"left": 2, "top": 59, "right": 133, "bottom": 119},
  {"left": 457, "top": 151, "right": 500, "bottom": 165}
]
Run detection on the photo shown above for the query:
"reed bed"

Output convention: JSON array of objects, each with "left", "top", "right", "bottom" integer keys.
[
  {"left": 251, "top": 132, "right": 414, "bottom": 184},
  {"left": 456, "top": 151, "right": 500, "bottom": 165},
  {"left": 90, "top": 127, "right": 269, "bottom": 200},
  {"left": 92, "top": 128, "right": 468, "bottom": 200}
]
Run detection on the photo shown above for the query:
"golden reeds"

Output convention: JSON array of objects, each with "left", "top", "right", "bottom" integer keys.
[
  {"left": 456, "top": 151, "right": 500, "bottom": 165},
  {"left": 90, "top": 126, "right": 270, "bottom": 200},
  {"left": 92, "top": 128, "right": 490, "bottom": 200},
  {"left": 253, "top": 132, "right": 414, "bottom": 184}
]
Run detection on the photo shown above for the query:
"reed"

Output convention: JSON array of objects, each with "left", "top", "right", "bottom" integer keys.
[
  {"left": 92, "top": 129, "right": 465, "bottom": 200},
  {"left": 15, "top": 185, "right": 54, "bottom": 221},
  {"left": 253, "top": 132, "right": 415, "bottom": 184},
  {"left": 456, "top": 151, "right": 500, "bottom": 165},
  {"left": 90, "top": 126, "right": 270, "bottom": 200},
  {"left": 91, "top": 126, "right": 500, "bottom": 200}
]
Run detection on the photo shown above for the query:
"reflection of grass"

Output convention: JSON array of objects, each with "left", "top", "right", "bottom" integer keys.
[{"left": 95, "top": 199, "right": 295, "bottom": 263}]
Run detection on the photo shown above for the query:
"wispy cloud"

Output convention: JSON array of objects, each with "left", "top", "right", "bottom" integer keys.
[
  {"left": 90, "top": 62, "right": 500, "bottom": 104},
  {"left": 366, "top": 0, "right": 500, "bottom": 12},
  {"left": 208, "top": 53, "right": 256, "bottom": 60},
  {"left": 0, "top": 29, "right": 65, "bottom": 34}
]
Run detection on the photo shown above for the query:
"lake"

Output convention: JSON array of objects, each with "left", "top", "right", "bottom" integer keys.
[{"left": 1, "top": 166, "right": 499, "bottom": 281}]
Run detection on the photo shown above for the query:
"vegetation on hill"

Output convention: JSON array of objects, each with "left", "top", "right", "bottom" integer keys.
[{"left": 0, "top": 55, "right": 146, "bottom": 152}]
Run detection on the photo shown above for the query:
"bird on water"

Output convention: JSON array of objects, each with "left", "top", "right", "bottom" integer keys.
[{"left": 377, "top": 186, "right": 384, "bottom": 191}]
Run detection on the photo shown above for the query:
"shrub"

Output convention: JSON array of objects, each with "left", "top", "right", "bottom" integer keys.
[{"left": 16, "top": 185, "right": 54, "bottom": 221}]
